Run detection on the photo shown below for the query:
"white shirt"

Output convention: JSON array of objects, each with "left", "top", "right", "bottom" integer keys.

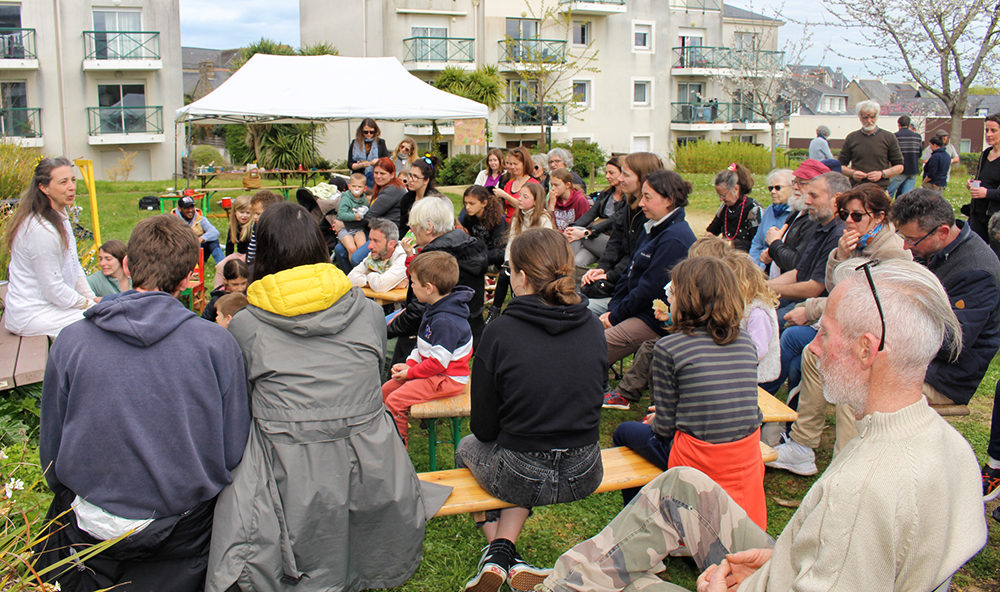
[{"left": 347, "top": 243, "right": 407, "bottom": 292}]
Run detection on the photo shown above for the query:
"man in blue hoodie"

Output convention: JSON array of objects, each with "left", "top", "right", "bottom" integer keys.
[
  {"left": 36, "top": 214, "right": 251, "bottom": 591},
  {"left": 922, "top": 135, "right": 951, "bottom": 193}
]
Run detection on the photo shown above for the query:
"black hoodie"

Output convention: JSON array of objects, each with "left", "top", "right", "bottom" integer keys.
[{"left": 470, "top": 293, "right": 607, "bottom": 452}]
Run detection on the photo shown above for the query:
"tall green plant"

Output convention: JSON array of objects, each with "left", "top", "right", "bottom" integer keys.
[
  {"left": 672, "top": 141, "right": 783, "bottom": 175},
  {"left": 0, "top": 144, "right": 39, "bottom": 202},
  {"left": 260, "top": 125, "right": 325, "bottom": 170}
]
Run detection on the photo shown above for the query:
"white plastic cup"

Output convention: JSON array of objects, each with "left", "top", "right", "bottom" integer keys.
[{"left": 971, "top": 180, "right": 982, "bottom": 189}]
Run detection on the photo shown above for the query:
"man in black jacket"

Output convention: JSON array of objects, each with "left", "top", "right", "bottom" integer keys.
[{"left": 760, "top": 159, "right": 830, "bottom": 278}]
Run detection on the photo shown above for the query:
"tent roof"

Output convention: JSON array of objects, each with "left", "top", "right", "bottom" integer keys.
[{"left": 175, "top": 54, "right": 489, "bottom": 124}]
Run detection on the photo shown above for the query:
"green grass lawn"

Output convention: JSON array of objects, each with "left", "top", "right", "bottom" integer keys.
[{"left": 48, "top": 170, "right": 996, "bottom": 590}]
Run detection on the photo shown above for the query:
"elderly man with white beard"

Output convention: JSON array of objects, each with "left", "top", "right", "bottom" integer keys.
[
  {"left": 838, "top": 100, "right": 904, "bottom": 189},
  {"left": 526, "top": 258, "right": 986, "bottom": 592}
]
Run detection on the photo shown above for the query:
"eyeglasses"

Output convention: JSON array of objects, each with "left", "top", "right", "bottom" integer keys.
[
  {"left": 897, "top": 228, "right": 936, "bottom": 248},
  {"left": 767, "top": 185, "right": 787, "bottom": 192},
  {"left": 501, "top": 263, "right": 511, "bottom": 277},
  {"left": 855, "top": 259, "right": 886, "bottom": 352},
  {"left": 838, "top": 210, "right": 871, "bottom": 223},
  {"left": 409, "top": 174, "right": 424, "bottom": 181},
  {"left": 363, "top": 129, "right": 375, "bottom": 135}
]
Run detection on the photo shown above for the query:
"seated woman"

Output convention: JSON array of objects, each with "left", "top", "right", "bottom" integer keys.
[
  {"left": 601, "top": 170, "right": 696, "bottom": 365},
  {"left": 4, "top": 157, "right": 96, "bottom": 337},
  {"left": 333, "top": 157, "right": 407, "bottom": 270},
  {"left": 87, "top": 239, "right": 131, "bottom": 299},
  {"left": 706, "top": 163, "right": 763, "bottom": 252},
  {"left": 391, "top": 137, "right": 418, "bottom": 180},
  {"left": 612, "top": 256, "right": 766, "bottom": 528},
  {"left": 457, "top": 228, "right": 606, "bottom": 592},
  {"left": 493, "top": 147, "right": 539, "bottom": 224},
  {"left": 565, "top": 157, "right": 626, "bottom": 273},
  {"left": 475, "top": 148, "right": 506, "bottom": 189},
  {"left": 206, "top": 202, "right": 436, "bottom": 592}
]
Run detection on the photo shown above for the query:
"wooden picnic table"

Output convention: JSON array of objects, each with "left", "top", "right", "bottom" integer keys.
[{"left": 362, "top": 286, "right": 408, "bottom": 306}]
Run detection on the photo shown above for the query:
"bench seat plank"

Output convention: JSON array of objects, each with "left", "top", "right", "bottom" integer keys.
[
  {"left": 757, "top": 387, "right": 797, "bottom": 423},
  {"left": 930, "top": 404, "right": 970, "bottom": 417},
  {"left": 0, "top": 324, "right": 20, "bottom": 390},
  {"left": 13, "top": 335, "right": 47, "bottom": 387}
]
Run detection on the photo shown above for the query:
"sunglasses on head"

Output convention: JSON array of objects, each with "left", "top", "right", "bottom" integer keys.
[{"left": 838, "top": 210, "right": 870, "bottom": 222}]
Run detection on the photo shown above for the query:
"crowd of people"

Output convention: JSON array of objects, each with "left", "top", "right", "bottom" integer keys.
[{"left": 2, "top": 108, "right": 998, "bottom": 592}]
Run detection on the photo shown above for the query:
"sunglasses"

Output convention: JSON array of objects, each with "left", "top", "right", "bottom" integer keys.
[
  {"left": 855, "top": 260, "right": 886, "bottom": 351},
  {"left": 363, "top": 129, "right": 375, "bottom": 135},
  {"left": 767, "top": 185, "right": 787, "bottom": 192},
  {"left": 837, "top": 210, "right": 871, "bottom": 223}
]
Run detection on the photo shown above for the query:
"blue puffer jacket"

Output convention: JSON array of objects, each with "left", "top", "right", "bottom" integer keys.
[{"left": 608, "top": 208, "right": 696, "bottom": 333}]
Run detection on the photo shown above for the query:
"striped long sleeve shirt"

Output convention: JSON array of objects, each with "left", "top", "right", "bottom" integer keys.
[{"left": 650, "top": 329, "right": 762, "bottom": 444}]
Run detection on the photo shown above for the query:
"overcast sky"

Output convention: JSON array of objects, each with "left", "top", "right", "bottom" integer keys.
[{"left": 178, "top": 0, "right": 892, "bottom": 81}]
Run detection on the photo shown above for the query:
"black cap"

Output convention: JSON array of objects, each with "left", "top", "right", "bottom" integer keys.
[{"left": 178, "top": 196, "right": 196, "bottom": 208}]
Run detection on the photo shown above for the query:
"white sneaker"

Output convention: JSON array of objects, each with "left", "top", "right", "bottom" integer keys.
[{"left": 765, "top": 434, "right": 817, "bottom": 476}]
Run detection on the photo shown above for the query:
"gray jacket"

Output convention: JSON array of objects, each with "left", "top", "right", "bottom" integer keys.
[{"left": 206, "top": 279, "right": 445, "bottom": 592}]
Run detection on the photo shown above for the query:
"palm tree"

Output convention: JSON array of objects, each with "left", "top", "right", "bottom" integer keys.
[{"left": 433, "top": 65, "right": 504, "bottom": 149}]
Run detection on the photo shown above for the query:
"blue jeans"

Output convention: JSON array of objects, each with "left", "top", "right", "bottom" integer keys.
[
  {"left": 203, "top": 240, "right": 225, "bottom": 267},
  {"left": 612, "top": 421, "right": 672, "bottom": 504},
  {"left": 455, "top": 435, "right": 603, "bottom": 521},
  {"left": 775, "top": 299, "right": 798, "bottom": 332},
  {"left": 761, "top": 324, "right": 816, "bottom": 394},
  {"left": 333, "top": 240, "right": 370, "bottom": 273},
  {"left": 887, "top": 174, "right": 916, "bottom": 199}
]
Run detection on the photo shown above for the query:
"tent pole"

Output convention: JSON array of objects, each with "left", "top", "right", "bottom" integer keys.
[
  {"left": 185, "top": 120, "right": 191, "bottom": 190},
  {"left": 173, "top": 121, "right": 179, "bottom": 183}
]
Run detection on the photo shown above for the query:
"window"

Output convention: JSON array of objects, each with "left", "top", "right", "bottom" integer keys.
[
  {"left": 631, "top": 135, "right": 651, "bottom": 152},
  {"left": 0, "top": 81, "right": 28, "bottom": 137},
  {"left": 738, "top": 135, "right": 755, "bottom": 143},
  {"left": 978, "top": 108, "right": 989, "bottom": 117},
  {"left": 93, "top": 10, "right": 142, "bottom": 59},
  {"left": 633, "top": 81, "right": 650, "bottom": 106},
  {"left": 821, "top": 96, "right": 846, "bottom": 112},
  {"left": 411, "top": 25, "right": 448, "bottom": 61},
  {"left": 0, "top": 4, "right": 20, "bottom": 28},
  {"left": 733, "top": 32, "right": 759, "bottom": 52},
  {"left": 677, "top": 35, "right": 704, "bottom": 68},
  {"left": 572, "top": 80, "right": 591, "bottom": 106},
  {"left": 632, "top": 21, "right": 654, "bottom": 52},
  {"left": 961, "top": 139, "right": 972, "bottom": 153},
  {"left": 675, "top": 136, "right": 701, "bottom": 146},
  {"left": 97, "top": 83, "right": 147, "bottom": 133},
  {"left": 677, "top": 82, "right": 702, "bottom": 103},
  {"left": 573, "top": 21, "right": 591, "bottom": 46},
  {"left": 506, "top": 18, "right": 539, "bottom": 40}
]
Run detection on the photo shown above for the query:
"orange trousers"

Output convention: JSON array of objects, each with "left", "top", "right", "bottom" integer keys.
[{"left": 381, "top": 374, "right": 465, "bottom": 446}]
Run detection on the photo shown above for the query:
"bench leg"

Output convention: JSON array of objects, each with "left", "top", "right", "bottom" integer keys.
[
  {"left": 427, "top": 418, "right": 438, "bottom": 472},
  {"left": 451, "top": 418, "right": 462, "bottom": 452}
]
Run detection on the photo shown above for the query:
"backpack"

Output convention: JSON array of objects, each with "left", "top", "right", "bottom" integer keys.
[{"left": 139, "top": 195, "right": 159, "bottom": 210}]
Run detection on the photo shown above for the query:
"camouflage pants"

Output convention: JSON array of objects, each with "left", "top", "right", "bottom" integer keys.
[{"left": 543, "top": 467, "right": 774, "bottom": 592}]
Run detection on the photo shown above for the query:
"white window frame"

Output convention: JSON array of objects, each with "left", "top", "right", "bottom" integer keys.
[
  {"left": 632, "top": 20, "right": 655, "bottom": 54},
  {"left": 631, "top": 78, "right": 653, "bottom": 108},
  {"left": 571, "top": 135, "right": 594, "bottom": 143},
  {"left": 572, "top": 20, "right": 591, "bottom": 46},
  {"left": 572, "top": 78, "right": 592, "bottom": 108},
  {"left": 630, "top": 133, "right": 653, "bottom": 152}
]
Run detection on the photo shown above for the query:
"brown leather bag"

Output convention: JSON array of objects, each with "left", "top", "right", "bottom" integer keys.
[{"left": 243, "top": 169, "right": 262, "bottom": 189}]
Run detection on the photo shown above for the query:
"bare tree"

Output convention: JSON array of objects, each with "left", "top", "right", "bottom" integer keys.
[
  {"left": 503, "top": 0, "right": 599, "bottom": 150},
  {"left": 710, "top": 23, "right": 814, "bottom": 168},
  {"left": 816, "top": 0, "right": 1000, "bottom": 145}
]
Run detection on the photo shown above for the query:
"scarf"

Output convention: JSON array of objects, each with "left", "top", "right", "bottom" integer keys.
[
  {"left": 856, "top": 221, "right": 884, "bottom": 252},
  {"left": 771, "top": 203, "right": 789, "bottom": 217},
  {"left": 352, "top": 139, "right": 379, "bottom": 175},
  {"left": 364, "top": 253, "right": 392, "bottom": 274}
]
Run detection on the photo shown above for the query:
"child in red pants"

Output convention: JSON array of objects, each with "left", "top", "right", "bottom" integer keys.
[{"left": 382, "top": 251, "right": 474, "bottom": 446}]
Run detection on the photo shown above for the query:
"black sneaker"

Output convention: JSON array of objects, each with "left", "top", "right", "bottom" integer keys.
[
  {"left": 983, "top": 465, "right": 1000, "bottom": 502},
  {"left": 465, "top": 546, "right": 508, "bottom": 592},
  {"left": 508, "top": 559, "right": 551, "bottom": 591},
  {"left": 485, "top": 306, "right": 502, "bottom": 325}
]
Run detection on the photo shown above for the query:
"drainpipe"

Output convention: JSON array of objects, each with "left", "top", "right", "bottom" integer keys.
[
  {"left": 362, "top": 0, "right": 368, "bottom": 57},
  {"left": 52, "top": 0, "right": 69, "bottom": 155}
]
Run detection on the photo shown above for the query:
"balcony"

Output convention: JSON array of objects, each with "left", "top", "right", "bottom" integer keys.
[
  {"left": 557, "top": 0, "right": 627, "bottom": 15},
  {"left": 87, "top": 106, "right": 164, "bottom": 145},
  {"left": 83, "top": 31, "right": 162, "bottom": 70},
  {"left": 498, "top": 39, "right": 566, "bottom": 70},
  {"left": 0, "top": 29, "right": 38, "bottom": 69},
  {"left": 402, "top": 37, "right": 475, "bottom": 71},
  {"left": 671, "top": 101, "right": 788, "bottom": 131},
  {"left": 0, "top": 108, "right": 43, "bottom": 147},
  {"left": 672, "top": 46, "right": 785, "bottom": 75},
  {"left": 669, "top": 0, "right": 722, "bottom": 10},
  {"left": 497, "top": 101, "right": 568, "bottom": 134}
]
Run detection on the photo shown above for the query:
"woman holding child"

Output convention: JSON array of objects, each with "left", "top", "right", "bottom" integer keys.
[
  {"left": 457, "top": 228, "right": 606, "bottom": 592},
  {"left": 206, "top": 202, "right": 436, "bottom": 592}
]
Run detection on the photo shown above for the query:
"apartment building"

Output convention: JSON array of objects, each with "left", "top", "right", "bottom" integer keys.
[
  {"left": 0, "top": 0, "right": 182, "bottom": 180},
  {"left": 300, "top": 0, "right": 783, "bottom": 159}
]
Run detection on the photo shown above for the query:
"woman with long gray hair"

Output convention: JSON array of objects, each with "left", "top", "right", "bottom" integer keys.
[{"left": 3, "top": 157, "right": 96, "bottom": 337}]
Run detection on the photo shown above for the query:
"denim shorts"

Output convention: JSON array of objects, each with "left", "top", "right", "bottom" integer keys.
[{"left": 456, "top": 436, "right": 603, "bottom": 512}]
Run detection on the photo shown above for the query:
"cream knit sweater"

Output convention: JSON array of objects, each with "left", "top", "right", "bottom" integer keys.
[{"left": 740, "top": 397, "right": 986, "bottom": 592}]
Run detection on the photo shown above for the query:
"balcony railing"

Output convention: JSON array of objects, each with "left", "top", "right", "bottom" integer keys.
[
  {"left": 670, "top": 0, "right": 723, "bottom": 10},
  {"left": 672, "top": 101, "right": 732, "bottom": 123},
  {"left": 84, "top": 31, "right": 160, "bottom": 60},
  {"left": 558, "top": 0, "right": 626, "bottom": 5},
  {"left": 87, "top": 106, "right": 163, "bottom": 135},
  {"left": 403, "top": 37, "right": 474, "bottom": 63},
  {"left": 498, "top": 101, "right": 567, "bottom": 127},
  {"left": 0, "top": 107, "right": 40, "bottom": 137},
  {"left": 673, "top": 46, "right": 785, "bottom": 70},
  {"left": 0, "top": 29, "right": 36, "bottom": 60},
  {"left": 498, "top": 39, "right": 567, "bottom": 64}
]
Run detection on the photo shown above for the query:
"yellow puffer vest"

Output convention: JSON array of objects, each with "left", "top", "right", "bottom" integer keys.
[{"left": 247, "top": 263, "right": 353, "bottom": 317}]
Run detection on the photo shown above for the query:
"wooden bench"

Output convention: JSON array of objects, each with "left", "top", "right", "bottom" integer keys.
[
  {"left": 410, "top": 386, "right": 794, "bottom": 471},
  {"left": 418, "top": 443, "right": 779, "bottom": 518},
  {"left": 930, "top": 404, "right": 970, "bottom": 416},
  {"left": 362, "top": 286, "right": 408, "bottom": 306},
  {"left": 0, "top": 285, "right": 49, "bottom": 390}
]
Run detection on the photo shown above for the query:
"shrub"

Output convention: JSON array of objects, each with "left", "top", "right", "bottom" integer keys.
[
  {"left": 438, "top": 153, "right": 484, "bottom": 186},
  {"left": 0, "top": 143, "right": 39, "bottom": 202},
  {"left": 226, "top": 125, "right": 254, "bottom": 166},
  {"left": 961, "top": 152, "right": 981, "bottom": 175},
  {"left": 548, "top": 140, "right": 608, "bottom": 183},
  {"left": 673, "top": 141, "right": 786, "bottom": 175},
  {"left": 190, "top": 145, "right": 225, "bottom": 167}
]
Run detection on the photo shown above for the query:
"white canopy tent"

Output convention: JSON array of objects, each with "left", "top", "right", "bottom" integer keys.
[{"left": 175, "top": 54, "right": 489, "bottom": 124}]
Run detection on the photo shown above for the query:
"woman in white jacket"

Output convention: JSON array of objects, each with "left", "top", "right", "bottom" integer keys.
[{"left": 3, "top": 157, "right": 95, "bottom": 337}]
